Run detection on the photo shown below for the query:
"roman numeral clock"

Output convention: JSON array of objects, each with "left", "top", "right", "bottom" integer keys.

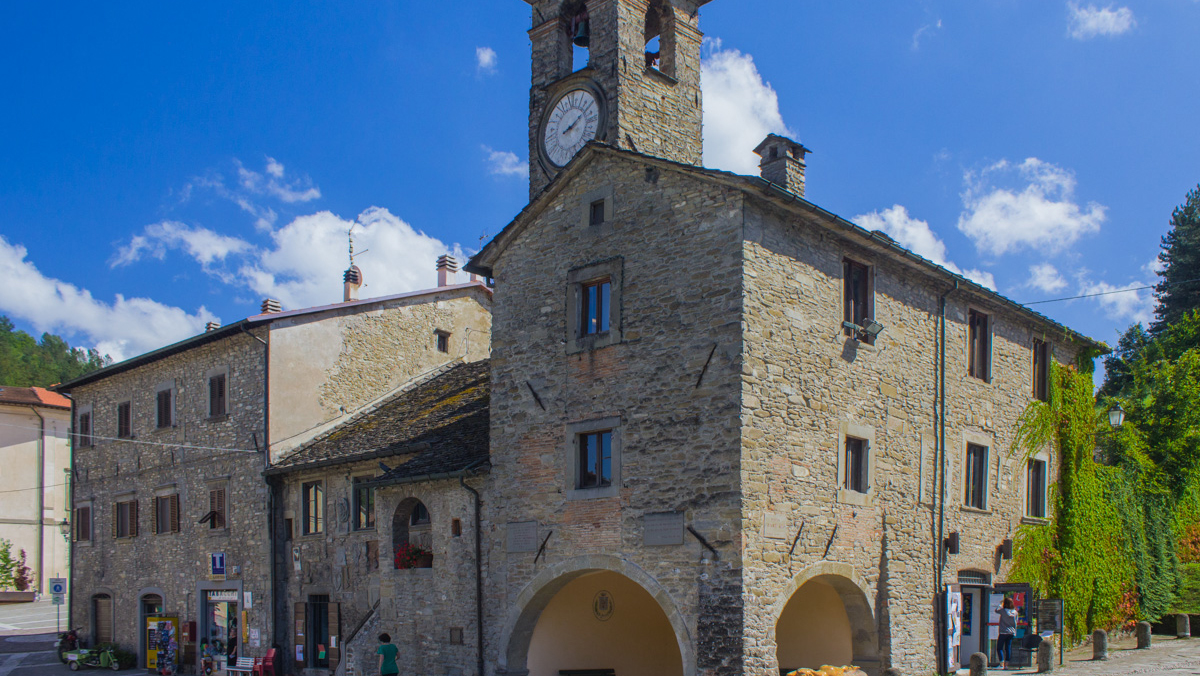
[{"left": 537, "top": 77, "right": 608, "bottom": 173}]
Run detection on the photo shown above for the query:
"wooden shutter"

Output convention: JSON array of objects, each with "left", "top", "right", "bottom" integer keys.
[
  {"left": 111, "top": 504, "right": 118, "bottom": 538},
  {"left": 293, "top": 602, "right": 307, "bottom": 668},
  {"left": 170, "top": 494, "right": 180, "bottom": 532},
  {"left": 210, "top": 374, "right": 227, "bottom": 416},
  {"left": 209, "top": 488, "right": 226, "bottom": 528},
  {"left": 151, "top": 497, "right": 158, "bottom": 535},
  {"left": 130, "top": 499, "right": 139, "bottom": 537},
  {"left": 327, "top": 603, "right": 340, "bottom": 670},
  {"left": 95, "top": 596, "right": 113, "bottom": 644}
]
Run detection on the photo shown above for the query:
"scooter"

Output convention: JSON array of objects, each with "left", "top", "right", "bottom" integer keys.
[
  {"left": 63, "top": 644, "right": 121, "bottom": 671},
  {"left": 55, "top": 628, "right": 81, "bottom": 663}
]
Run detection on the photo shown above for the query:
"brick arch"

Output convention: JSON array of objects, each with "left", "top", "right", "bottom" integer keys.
[
  {"left": 498, "top": 555, "right": 695, "bottom": 676},
  {"left": 767, "top": 561, "right": 881, "bottom": 675}
]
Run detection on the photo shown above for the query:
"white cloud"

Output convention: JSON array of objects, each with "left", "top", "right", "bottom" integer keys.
[
  {"left": 483, "top": 146, "right": 529, "bottom": 178},
  {"left": 1078, "top": 278, "right": 1155, "bottom": 324},
  {"left": 0, "top": 235, "right": 217, "bottom": 361},
  {"left": 1068, "top": 3, "right": 1136, "bottom": 40},
  {"left": 1026, "top": 263, "right": 1069, "bottom": 293},
  {"left": 957, "top": 158, "right": 1106, "bottom": 256},
  {"left": 701, "top": 39, "right": 794, "bottom": 175},
  {"left": 476, "top": 47, "right": 498, "bottom": 75},
  {"left": 111, "top": 221, "right": 253, "bottom": 271},
  {"left": 236, "top": 157, "right": 321, "bottom": 204},
  {"left": 239, "top": 207, "right": 465, "bottom": 310},
  {"left": 912, "top": 20, "right": 943, "bottom": 51},
  {"left": 855, "top": 205, "right": 997, "bottom": 289}
]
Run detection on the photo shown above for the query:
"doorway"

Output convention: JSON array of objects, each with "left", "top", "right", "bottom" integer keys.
[
  {"left": 139, "top": 594, "right": 163, "bottom": 668},
  {"left": 957, "top": 586, "right": 988, "bottom": 669}
]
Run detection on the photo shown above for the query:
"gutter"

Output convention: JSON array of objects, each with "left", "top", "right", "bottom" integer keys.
[
  {"left": 262, "top": 443, "right": 432, "bottom": 478},
  {"left": 457, "top": 458, "right": 488, "bottom": 676},
  {"left": 935, "top": 281, "right": 957, "bottom": 674},
  {"left": 67, "top": 397, "right": 75, "bottom": 632},
  {"left": 29, "top": 406, "right": 45, "bottom": 594}
]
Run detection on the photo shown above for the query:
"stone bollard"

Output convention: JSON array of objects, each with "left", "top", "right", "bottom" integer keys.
[
  {"left": 1093, "top": 628, "right": 1109, "bottom": 660},
  {"left": 1037, "top": 641, "right": 1054, "bottom": 672},
  {"left": 1177, "top": 613, "right": 1192, "bottom": 638},
  {"left": 969, "top": 652, "right": 988, "bottom": 676},
  {"left": 1137, "top": 620, "right": 1153, "bottom": 648}
]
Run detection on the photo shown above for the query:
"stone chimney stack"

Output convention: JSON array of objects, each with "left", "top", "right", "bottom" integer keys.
[
  {"left": 343, "top": 265, "right": 363, "bottom": 302},
  {"left": 437, "top": 255, "right": 458, "bottom": 287},
  {"left": 754, "top": 134, "right": 811, "bottom": 197},
  {"left": 260, "top": 299, "right": 282, "bottom": 314}
]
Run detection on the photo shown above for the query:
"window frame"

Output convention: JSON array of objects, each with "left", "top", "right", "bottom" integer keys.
[
  {"left": 837, "top": 422, "right": 876, "bottom": 505},
  {"left": 155, "top": 381, "right": 175, "bottom": 429},
  {"left": 1026, "top": 456, "right": 1049, "bottom": 520},
  {"left": 1032, "top": 338, "right": 1051, "bottom": 402},
  {"left": 116, "top": 400, "right": 132, "bottom": 439},
  {"left": 202, "top": 484, "right": 227, "bottom": 531},
  {"left": 435, "top": 330, "right": 451, "bottom": 354},
  {"left": 302, "top": 481, "right": 324, "bottom": 535},
  {"left": 967, "top": 308, "right": 993, "bottom": 382},
  {"left": 566, "top": 258, "right": 624, "bottom": 354},
  {"left": 76, "top": 405, "right": 93, "bottom": 448},
  {"left": 580, "top": 278, "right": 612, "bottom": 337},
  {"left": 74, "top": 502, "right": 93, "bottom": 543},
  {"left": 113, "top": 498, "right": 138, "bottom": 538},
  {"left": 577, "top": 186, "right": 614, "bottom": 229},
  {"left": 964, "top": 442, "right": 990, "bottom": 510},
  {"left": 205, "top": 367, "right": 229, "bottom": 419},
  {"left": 576, "top": 429, "right": 614, "bottom": 490},
  {"left": 153, "top": 493, "right": 180, "bottom": 535},
  {"left": 564, "top": 417, "right": 622, "bottom": 501},
  {"left": 842, "top": 258, "right": 874, "bottom": 343},
  {"left": 353, "top": 476, "right": 376, "bottom": 531}
]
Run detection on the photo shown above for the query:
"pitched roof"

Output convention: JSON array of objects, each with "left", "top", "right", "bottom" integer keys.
[
  {"left": 0, "top": 386, "right": 72, "bottom": 410},
  {"left": 465, "top": 142, "right": 1107, "bottom": 353},
  {"left": 266, "top": 360, "right": 490, "bottom": 480}
]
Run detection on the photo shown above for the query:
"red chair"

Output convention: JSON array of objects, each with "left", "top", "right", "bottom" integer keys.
[{"left": 252, "top": 649, "right": 277, "bottom": 676}]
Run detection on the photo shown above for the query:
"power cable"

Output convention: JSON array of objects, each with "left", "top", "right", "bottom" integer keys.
[
  {"left": 1021, "top": 277, "right": 1200, "bottom": 306},
  {"left": 0, "top": 421, "right": 258, "bottom": 454}
]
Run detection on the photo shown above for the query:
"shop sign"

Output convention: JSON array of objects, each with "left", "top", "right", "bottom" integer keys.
[
  {"left": 206, "top": 590, "right": 239, "bottom": 602},
  {"left": 211, "top": 552, "right": 226, "bottom": 580}
]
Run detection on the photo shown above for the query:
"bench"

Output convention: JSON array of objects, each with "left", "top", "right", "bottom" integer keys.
[
  {"left": 225, "top": 657, "right": 257, "bottom": 674},
  {"left": 559, "top": 671, "right": 615, "bottom": 676}
]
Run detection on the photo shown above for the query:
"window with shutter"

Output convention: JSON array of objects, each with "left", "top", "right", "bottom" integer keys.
[
  {"left": 1032, "top": 339, "right": 1051, "bottom": 401},
  {"left": 209, "top": 373, "right": 227, "bottom": 417},
  {"left": 78, "top": 412, "right": 92, "bottom": 447},
  {"left": 75, "top": 505, "right": 91, "bottom": 542},
  {"left": 968, "top": 309, "right": 992, "bottom": 381},
  {"left": 117, "top": 401, "right": 132, "bottom": 438},
  {"left": 154, "top": 495, "right": 178, "bottom": 534},
  {"left": 843, "top": 259, "right": 874, "bottom": 342},
  {"left": 207, "top": 488, "right": 226, "bottom": 529},
  {"left": 170, "top": 494, "right": 180, "bottom": 532},
  {"left": 114, "top": 500, "right": 138, "bottom": 538},
  {"left": 156, "top": 389, "right": 173, "bottom": 428}
]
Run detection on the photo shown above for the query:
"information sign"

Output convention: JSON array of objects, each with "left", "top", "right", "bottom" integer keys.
[
  {"left": 48, "top": 578, "right": 67, "bottom": 595},
  {"left": 51, "top": 594, "right": 64, "bottom": 605},
  {"left": 1038, "top": 598, "right": 1064, "bottom": 634}
]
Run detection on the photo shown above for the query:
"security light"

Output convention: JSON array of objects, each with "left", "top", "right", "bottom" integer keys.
[{"left": 862, "top": 319, "right": 885, "bottom": 340}]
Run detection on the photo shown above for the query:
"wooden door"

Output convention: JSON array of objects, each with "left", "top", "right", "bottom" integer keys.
[{"left": 94, "top": 595, "right": 113, "bottom": 644}]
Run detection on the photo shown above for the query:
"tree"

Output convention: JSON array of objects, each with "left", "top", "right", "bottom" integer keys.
[
  {"left": 0, "top": 539, "right": 14, "bottom": 590},
  {"left": 0, "top": 315, "right": 110, "bottom": 387},
  {"left": 1153, "top": 184, "right": 1200, "bottom": 332}
]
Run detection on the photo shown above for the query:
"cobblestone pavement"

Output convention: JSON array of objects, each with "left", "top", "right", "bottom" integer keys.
[{"left": 1005, "top": 634, "right": 1200, "bottom": 675}]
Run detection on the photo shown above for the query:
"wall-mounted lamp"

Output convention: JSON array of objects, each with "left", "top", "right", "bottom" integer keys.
[
  {"left": 842, "top": 319, "right": 886, "bottom": 342},
  {"left": 1000, "top": 538, "right": 1013, "bottom": 560},
  {"left": 1108, "top": 404, "right": 1125, "bottom": 430},
  {"left": 944, "top": 531, "right": 960, "bottom": 555},
  {"left": 59, "top": 518, "right": 70, "bottom": 542}
]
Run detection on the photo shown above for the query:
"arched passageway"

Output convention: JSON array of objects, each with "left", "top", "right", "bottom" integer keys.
[
  {"left": 773, "top": 568, "right": 880, "bottom": 675},
  {"left": 502, "top": 557, "right": 694, "bottom": 676}
]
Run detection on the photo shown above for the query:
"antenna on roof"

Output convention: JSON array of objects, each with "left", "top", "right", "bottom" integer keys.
[{"left": 348, "top": 224, "right": 370, "bottom": 266}]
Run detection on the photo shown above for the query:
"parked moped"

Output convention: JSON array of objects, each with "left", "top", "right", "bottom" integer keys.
[
  {"left": 55, "top": 627, "right": 81, "bottom": 663},
  {"left": 63, "top": 644, "right": 121, "bottom": 671}
]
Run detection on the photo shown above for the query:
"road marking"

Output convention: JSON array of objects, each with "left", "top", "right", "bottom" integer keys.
[{"left": 0, "top": 652, "right": 31, "bottom": 676}]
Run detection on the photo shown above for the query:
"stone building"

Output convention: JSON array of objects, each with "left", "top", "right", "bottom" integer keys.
[
  {"left": 0, "top": 386, "right": 72, "bottom": 595},
  {"left": 57, "top": 266, "right": 490, "bottom": 672}
]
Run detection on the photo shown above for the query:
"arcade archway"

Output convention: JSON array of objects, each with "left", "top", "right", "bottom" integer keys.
[{"left": 771, "top": 563, "right": 880, "bottom": 675}]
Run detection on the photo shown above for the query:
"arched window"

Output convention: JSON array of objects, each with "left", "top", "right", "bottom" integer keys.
[
  {"left": 644, "top": 0, "right": 676, "bottom": 77},
  {"left": 392, "top": 498, "right": 433, "bottom": 569}
]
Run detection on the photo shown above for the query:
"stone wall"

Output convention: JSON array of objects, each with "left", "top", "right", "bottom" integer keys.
[
  {"left": 480, "top": 154, "right": 747, "bottom": 676},
  {"left": 268, "top": 287, "right": 492, "bottom": 461},
  {"left": 67, "top": 328, "right": 271, "bottom": 666},
  {"left": 738, "top": 199, "right": 1080, "bottom": 675}
]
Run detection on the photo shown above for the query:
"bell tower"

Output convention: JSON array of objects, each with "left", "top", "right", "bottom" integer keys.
[{"left": 524, "top": 0, "right": 712, "bottom": 197}]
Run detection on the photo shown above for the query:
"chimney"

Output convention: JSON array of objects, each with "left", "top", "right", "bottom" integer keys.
[
  {"left": 205, "top": 321, "right": 221, "bottom": 332},
  {"left": 754, "top": 134, "right": 811, "bottom": 197},
  {"left": 437, "top": 255, "right": 458, "bottom": 287},
  {"left": 343, "top": 265, "right": 363, "bottom": 302},
  {"left": 260, "top": 299, "right": 282, "bottom": 315}
]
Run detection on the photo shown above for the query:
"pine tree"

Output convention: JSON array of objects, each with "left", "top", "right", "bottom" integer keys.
[{"left": 1153, "top": 184, "right": 1200, "bottom": 332}]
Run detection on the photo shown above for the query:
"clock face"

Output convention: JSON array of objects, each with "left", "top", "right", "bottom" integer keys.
[{"left": 543, "top": 88, "right": 601, "bottom": 168}]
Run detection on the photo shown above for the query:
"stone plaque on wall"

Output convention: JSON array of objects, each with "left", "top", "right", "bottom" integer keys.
[
  {"left": 764, "top": 512, "right": 788, "bottom": 540},
  {"left": 643, "top": 512, "right": 684, "bottom": 546},
  {"left": 507, "top": 521, "right": 539, "bottom": 553}
]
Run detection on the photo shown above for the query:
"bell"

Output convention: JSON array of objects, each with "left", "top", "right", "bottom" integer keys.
[{"left": 572, "top": 18, "right": 590, "bottom": 47}]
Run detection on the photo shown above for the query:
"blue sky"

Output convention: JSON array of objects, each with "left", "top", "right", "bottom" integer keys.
[{"left": 1, "top": 1, "right": 1197, "bottom": 363}]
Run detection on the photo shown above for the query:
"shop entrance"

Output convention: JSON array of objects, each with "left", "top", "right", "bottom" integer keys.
[
  {"left": 202, "top": 590, "right": 240, "bottom": 672},
  {"left": 957, "top": 585, "right": 988, "bottom": 669},
  {"left": 774, "top": 573, "right": 879, "bottom": 675},
  {"left": 139, "top": 594, "right": 163, "bottom": 668}
]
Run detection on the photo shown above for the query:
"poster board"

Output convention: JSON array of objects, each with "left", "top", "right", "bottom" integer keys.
[
  {"left": 146, "top": 616, "right": 179, "bottom": 670},
  {"left": 944, "top": 584, "right": 963, "bottom": 673}
]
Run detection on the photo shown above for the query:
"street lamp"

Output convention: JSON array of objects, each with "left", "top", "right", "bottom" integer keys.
[
  {"left": 1108, "top": 404, "right": 1126, "bottom": 430},
  {"left": 59, "top": 518, "right": 70, "bottom": 542}
]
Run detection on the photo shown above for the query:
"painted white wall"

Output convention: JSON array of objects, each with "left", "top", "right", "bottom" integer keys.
[{"left": 527, "top": 570, "right": 684, "bottom": 676}]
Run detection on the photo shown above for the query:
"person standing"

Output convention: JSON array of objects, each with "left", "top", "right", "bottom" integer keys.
[
  {"left": 377, "top": 633, "right": 399, "bottom": 676},
  {"left": 997, "top": 597, "right": 1019, "bottom": 669}
]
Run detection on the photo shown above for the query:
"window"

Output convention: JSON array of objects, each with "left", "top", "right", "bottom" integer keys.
[
  {"left": 156, "top": 386, "right": 173, "bottom": 429},
  {"left": 200, "top": 487, "right": 226, "bottom": 530},
  {"left": 208, "top": 372, "right": 228, "bottom": 417},
  {"left": 410, "top": 501, "right": 430, "bottom": 526},
  {"left": 435, "top": 330, "right": 450, "bottom": 354},
  {"left": 968, "top": 309, "right": 992, "bottom": 381},
  {"left": 844, "top": 436, "right": 868, "bottom": 493},
  {"left": 577, "top": 430, "right": 613, "bottom": 489},
  {"left": 303, "top": 481, "right": 324, "bottom": 535},
  {"left": 392, "top": 498, "right": 433, "bottom": 568},
  {"left": 74, "top": 505, "right": 92, "bottom": 542},
  {"left": 113, "top": 499, "right": 138, "bottom": 538},
  {"left": 843, "top": 259, "right": 873, "bottom": 341},
  {"left": 451, "top": 518, "right": 462, "bottom": 537},
  {"left": 580, "top": 279, "right": 611, "bottom": 336},
  {"left": 589, "top": 199, "right": 606, "bottom": 226},
  {"left": 353, "top": 477, "right": 375, "bottom": 530},
  {"left": 644, "top": 0, "right": 677, "bottom": 77},
  {"left": 117, "top": 401, "right": 132, "bottom": 438},
  {"left": 1033, "top": 339, "right": 1051, "bottom": 401},
  {"left": 964, "top": 443, "right": 989, "bottom": 509},
  {"left": 1027, "top": 459, "right": 1048, "bottom": 519},
  {"left": 77, "top": 410, "right": 92, "bottom": 447},
  {"left": 153, "top": 494, "right": 180, "bottom": 534}
]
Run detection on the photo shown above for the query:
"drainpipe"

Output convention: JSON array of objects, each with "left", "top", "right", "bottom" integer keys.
[
  {"left": 67, "top": 397, "right": 75, "bottom": 631},
  {"left": 934, "top": 281, "right": 957, "bottom": 674},
  {"left": 29, "top": 406, "right": 46, "bottom": 594},
  {"left": 458, "top": 459, "right": 487, "bottom": 676}
]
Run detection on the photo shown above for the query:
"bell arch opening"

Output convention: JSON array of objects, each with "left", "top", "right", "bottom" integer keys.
[
  {"left": 772, "top": 570, "right": 880, "bottom": 675},
  {"left": 502, "top": 558, "right": 694, "bottom": 676}
]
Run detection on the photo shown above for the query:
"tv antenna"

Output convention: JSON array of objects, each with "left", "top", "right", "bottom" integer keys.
[{"left": 348, "top": 225, "right": 370, "bottom": 266}]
